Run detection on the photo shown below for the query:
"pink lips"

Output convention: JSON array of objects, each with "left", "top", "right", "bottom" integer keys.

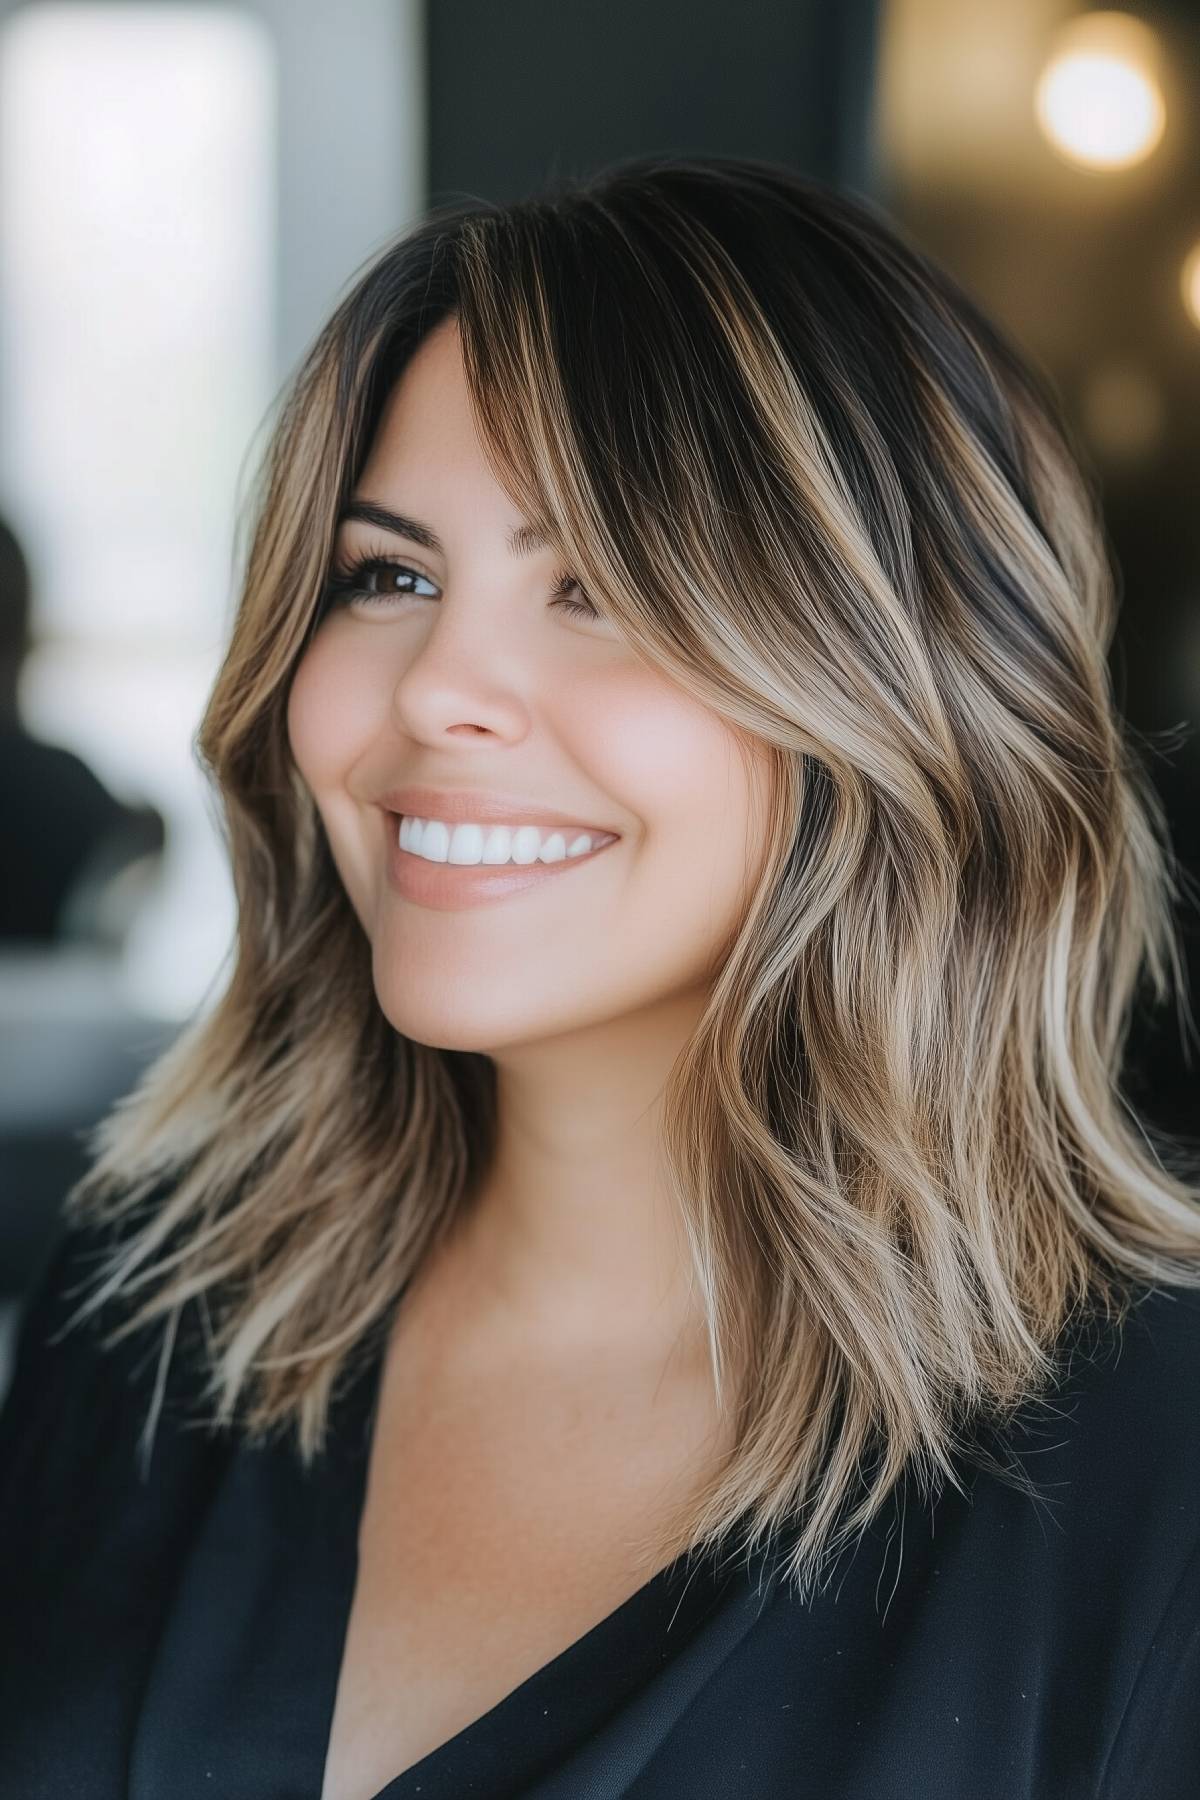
[{"left": 383, "top": 812, "right": 619, "bottom": 911}]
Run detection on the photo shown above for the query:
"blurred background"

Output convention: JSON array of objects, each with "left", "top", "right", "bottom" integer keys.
[{"left": 1, "top": 0, "right": 1197, "bottom": 1392}]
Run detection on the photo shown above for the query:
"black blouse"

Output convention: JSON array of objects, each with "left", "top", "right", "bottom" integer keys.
[{"left": 1, "top": 1215, "right": 1198, "bottom": 1799}]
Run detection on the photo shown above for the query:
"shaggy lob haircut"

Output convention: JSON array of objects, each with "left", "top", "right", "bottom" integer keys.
[{"left": 60, "top": 153, "right": 1200, "bottom": 1602}]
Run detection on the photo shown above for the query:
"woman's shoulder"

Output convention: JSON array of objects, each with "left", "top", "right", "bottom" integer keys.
[
  {"left": 2, "top": 1216, "right": 122, "bottom": 1406},
  {"left": 984, "top": 1276, "right": 1200, "bottom": 1505},
  {"left": 1044, "top": 1276, "right": 1200, "bottom": 1470},
  {"left": 0, "top": 1202, "right": 209, "bottom": 1512},
  {"left": 1008, "top": 1280, "right": 1200, "bottom": 1798},
  {"left": 960, "top": 1273, "right": 1200, "bottom": 1617}
]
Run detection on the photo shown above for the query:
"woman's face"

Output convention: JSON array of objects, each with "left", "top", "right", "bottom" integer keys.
[{"left": 287, "top": 315, "right": 774, "bottom": 1054}]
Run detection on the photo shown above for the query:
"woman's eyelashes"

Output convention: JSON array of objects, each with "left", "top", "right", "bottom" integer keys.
[
  {"left": 320, "top": 549, "right": 601, "bottom": 621},
  {"left": 322, "top": 553, "right": 437, "bottom": 608},
  {"left": 548, "top": 570, "right": 601, "bottom": 621}
]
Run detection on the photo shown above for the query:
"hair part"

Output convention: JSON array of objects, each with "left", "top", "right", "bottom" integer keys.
[{"left": 59, "top": 153, "right": 1200, "bottom": 1602}]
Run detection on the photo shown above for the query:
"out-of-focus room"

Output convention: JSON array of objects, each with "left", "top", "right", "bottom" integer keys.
[{"left": 1, "top": 0, "right": 1197, "bottom": 1397}]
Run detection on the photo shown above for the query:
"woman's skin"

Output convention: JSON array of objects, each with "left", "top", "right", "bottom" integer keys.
[{"left": 287, "top": 314, "right": 774, "bottom": 1372}]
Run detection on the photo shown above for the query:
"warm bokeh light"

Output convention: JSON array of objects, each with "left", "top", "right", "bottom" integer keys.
[
  {"left": 1182, "top": 242, "right": 1200, "bottom": 332},
  {"left": 1034, "top": 11, "right": 1166, "bottom": 171},
  {"left": 1078, "top": 363, "right": 1166, "bottom": 461}
]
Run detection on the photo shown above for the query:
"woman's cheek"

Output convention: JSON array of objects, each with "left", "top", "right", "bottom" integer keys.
[{"left": 286, "top": 629, "right": 386, "bottom": 792}]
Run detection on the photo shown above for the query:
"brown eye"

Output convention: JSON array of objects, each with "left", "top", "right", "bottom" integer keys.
[{"left": 322, "top": 555, "right": 439, "bottom": 610}]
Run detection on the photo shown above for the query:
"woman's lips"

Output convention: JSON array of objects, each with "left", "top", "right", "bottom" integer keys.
[{"left": 383, "top": 812, "right": 619, "bottom": 911}]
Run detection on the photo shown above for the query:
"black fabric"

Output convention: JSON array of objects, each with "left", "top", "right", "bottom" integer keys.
[{"left": 1, "top": 1215, "right": 1198, "bottom": 1798}]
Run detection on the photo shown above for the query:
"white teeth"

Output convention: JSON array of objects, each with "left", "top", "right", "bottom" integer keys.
[
  {"left": 398, "top": 816, "right": 614, "bottom": 867},
  {"left": 510, "top": 825, "right": 544, "bottom": 865}
]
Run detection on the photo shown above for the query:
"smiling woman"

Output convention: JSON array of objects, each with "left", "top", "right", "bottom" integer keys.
[
  {"left": 285, "top": 314, "right": 771, "bottom": 1050},
  {"left": 2, "top": 153, "right": 1200, "bottom": 1800}
]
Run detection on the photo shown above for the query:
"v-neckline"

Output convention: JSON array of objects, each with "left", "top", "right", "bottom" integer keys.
[{"left": 314, "top": 1319, "right": 750, "bottom": 1800}]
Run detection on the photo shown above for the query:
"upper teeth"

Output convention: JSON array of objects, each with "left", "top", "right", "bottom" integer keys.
[{"left": 399, "top": 816, "right": 617, "bottom": 867}]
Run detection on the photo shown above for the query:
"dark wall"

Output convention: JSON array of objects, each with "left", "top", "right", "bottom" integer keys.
[{"left": 426, "top": 0, "right": 884, "bottom": 205}]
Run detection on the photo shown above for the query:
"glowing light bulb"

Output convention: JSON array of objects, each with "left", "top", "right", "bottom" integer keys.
[
  {"left": 1182, "top": 243, "right": 1200, "bottom": 332},
  {"left": 1035, "top": 11, "right": 1166, "bottom": 171}
]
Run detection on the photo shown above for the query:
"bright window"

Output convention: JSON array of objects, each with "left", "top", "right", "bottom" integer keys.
[{"left": 0, "top": 2, "right": 276, "bottom": 1015}]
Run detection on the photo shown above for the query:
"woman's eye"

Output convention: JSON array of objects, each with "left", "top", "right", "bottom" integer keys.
[
  {"left": 319, "top": 553, "right": 602, "bottom": 622},
  {"left": 549, "top": 572, "right": 601, "bottom": 621},
  {"left": 323, "top": 556, "right": 438, "bottom": 609}
]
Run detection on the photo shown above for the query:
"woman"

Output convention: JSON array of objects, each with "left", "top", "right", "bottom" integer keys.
[{"left": 1, "top": 153, "right": 1198, "bottom": 1800}]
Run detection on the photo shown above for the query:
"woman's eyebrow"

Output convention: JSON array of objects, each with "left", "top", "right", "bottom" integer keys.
[
  {"left": 338, "top": 499, "right": 442, "bottom": 552},
  {"left": 338, "top": 498, "right": 549, "bottom": 558}
]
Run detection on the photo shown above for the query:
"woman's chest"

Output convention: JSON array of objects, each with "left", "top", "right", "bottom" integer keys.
[
  {"left": 319, "top": 1329, "right": 733, "bottom": 1800},
  {"left": 319, "top": 1507, "right": 668, "bottom": 1800}
]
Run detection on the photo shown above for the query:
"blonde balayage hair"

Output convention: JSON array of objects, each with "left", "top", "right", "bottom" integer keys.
[{"left": 60, "top": 154, "right": 1200, "bottom": 1602}]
